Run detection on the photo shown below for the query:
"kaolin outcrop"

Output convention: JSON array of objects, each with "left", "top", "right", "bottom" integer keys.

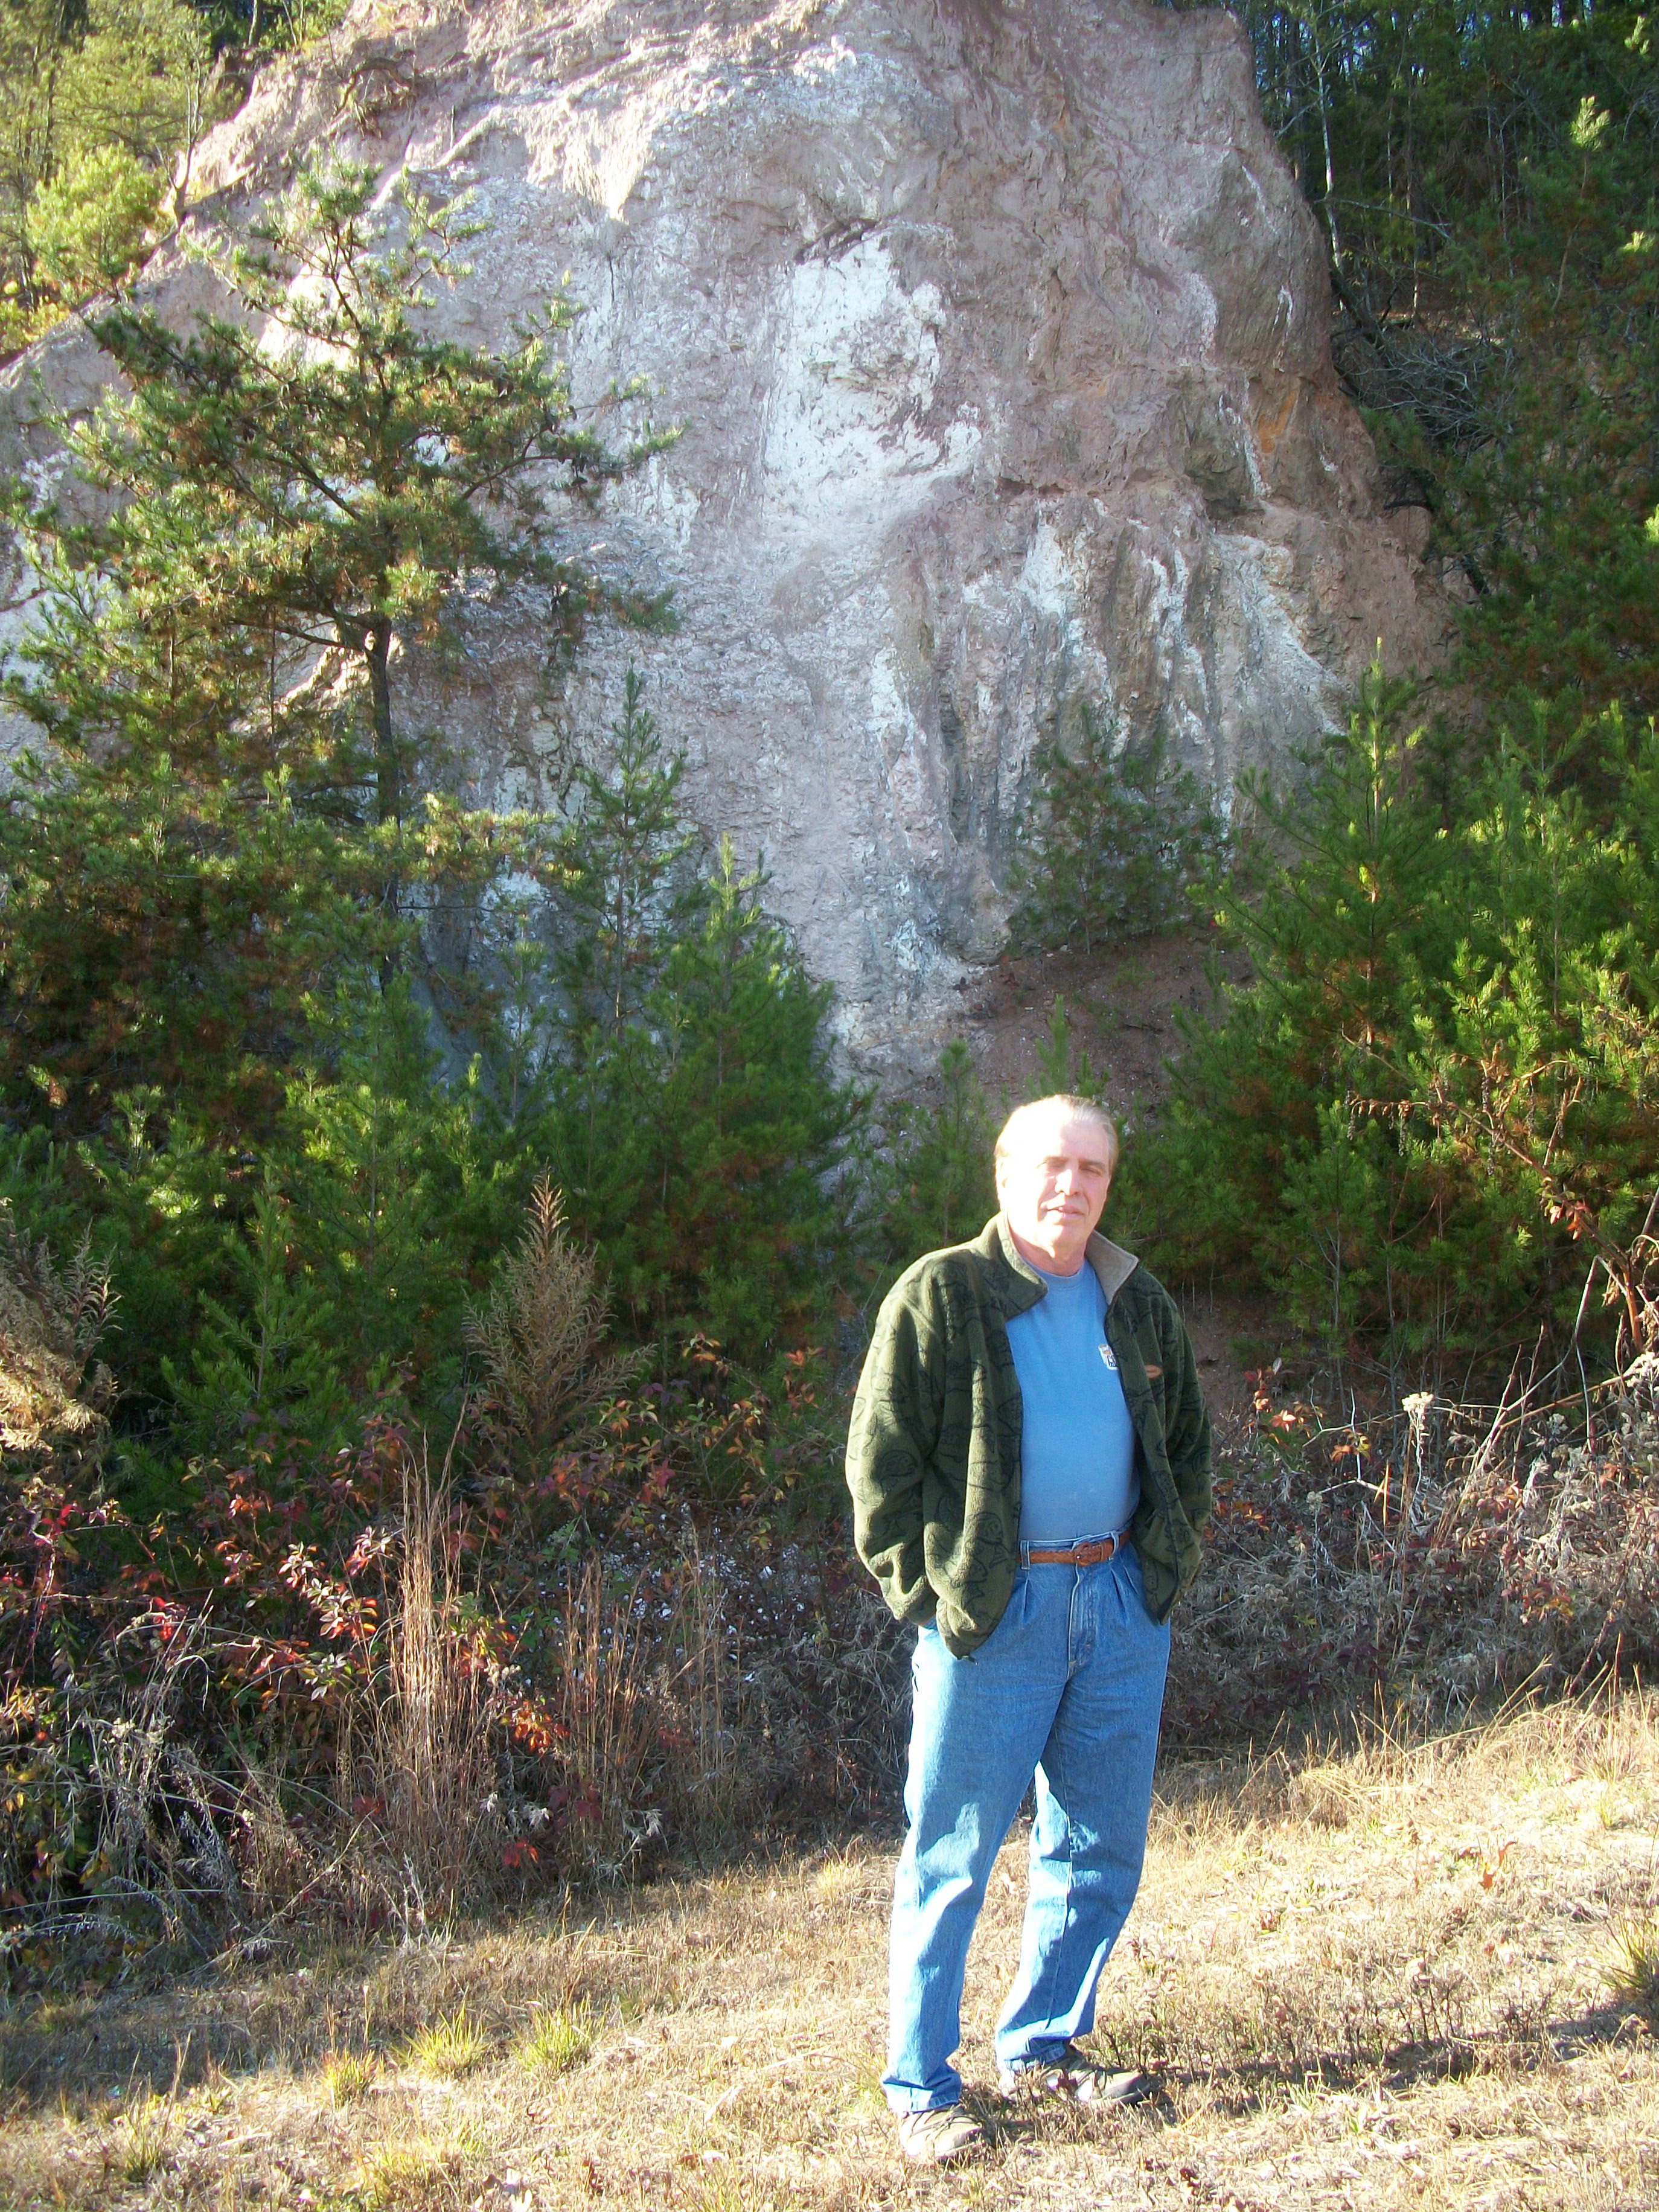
[{"left": 7, "top": 0, "right": 1444, "bottom": 1066}]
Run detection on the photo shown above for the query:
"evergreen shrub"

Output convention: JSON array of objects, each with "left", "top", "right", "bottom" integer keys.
[
  {"left": 27, "top": 144, "right": 161, "bottom": 298},
  {"left": 515, "top": 674, "right": 866, "bottom": 1357},
  {"left": 1007, "top": 709, "right": 1221, "bottom": 955},
  {"left": 1113, "top": 668, "right": 1659, "bottom": 1376}
]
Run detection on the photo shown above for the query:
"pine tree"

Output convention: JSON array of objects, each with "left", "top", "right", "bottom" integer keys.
[
  {"left": 1117, "top": 676, "right": 1659, "bottom": 1371},
  {"left": 0, "top": 156, "right": 662, "bottom": 1137},
  {"left": 644, "top": 840, "right": 861, "bottom": 1349},
  {"left": 161, "top": 1176, "right": 350, "bottom": 1454},
  {"left": 558, "top": 671, "right": 699, "bottom": 1033},
  {"left": 1007, "top": 711, "right": 1219, "bottom": 956},
  {"left": 536, "top": 670, "right": 700, "bottom": 1204},
  {"left": 868, "top": 1041, "right": 997, "bottom": 1293},
  {"left": 1116, "top": 665, "right": 1465, "bottom": 1352},
  {"left": 527, "top": 684, "right": 862, "bottom": 1355},
  {"left": 0, "top": 0, "right": 222, "bottom": 338}
]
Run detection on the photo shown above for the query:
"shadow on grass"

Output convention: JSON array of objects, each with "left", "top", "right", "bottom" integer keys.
[
  {"left": 980, "top": 2000, "right": 1648, "bottom": 2141},
  {"left": 1546, "top": 1998, "right": 1655, "bottom": 2055},
  {"left": 1, "top": 1995, "right": 267, "bottom": 2110},
  {"left": 0, "top": 1914, "right": 645, "bottom": 2116}
]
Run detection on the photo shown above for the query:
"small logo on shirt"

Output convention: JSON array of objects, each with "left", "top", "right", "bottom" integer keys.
[{"left": 1098, "top": 1344, "right": 1119, "bottom": 1370}]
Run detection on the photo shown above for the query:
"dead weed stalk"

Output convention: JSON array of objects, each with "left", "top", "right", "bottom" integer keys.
[
  {"left": 554, "top": 1559, "right": 660, "bottom": 1878},
  {"left": 65, "top": 1612, "right": 245, "bottom": 1955},
  {"left": 366, "top": 1450, "right": 497, "bottom": 1926},
  {"left": 654, "top": 1542, "right": 756, "bottom": 1852},
  {"left": 464, "top": 1174, "right": 639, "bottom": 1460},
  {"left": 1168, "top": 1352, "right": 1659, "bottom": 1739}
]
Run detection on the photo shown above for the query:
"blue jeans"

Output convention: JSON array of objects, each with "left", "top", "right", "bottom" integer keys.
[{"left": 883, "top": 1545, "right": 1171, "bottom": 2112}]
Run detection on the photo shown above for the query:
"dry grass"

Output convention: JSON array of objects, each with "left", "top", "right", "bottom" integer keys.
[
  {"left": 1168, "top": 1358, "right": 1659, "bottom": 1739},
  {"left": 109, "top": 2090, "right": 176, "bottom": 2187},
  {"left": 653, "top": 1541, "right": 762, "bottom": 1856},
  {"left": 1606, "top": 1916, "right": 1659, "bottom": 2020},
  {"left": 2, "top": 1693, "right": 1656, "bottom": 2211},
  {"left": 555, "top": 1557, "right": 663, "bottom": 1878},
  {"left": 0, "top": 1199, "right": 115, "bottom": 1475},
  {"left": 367, "top": 1455, "right": 497, "bottom": 1925}
]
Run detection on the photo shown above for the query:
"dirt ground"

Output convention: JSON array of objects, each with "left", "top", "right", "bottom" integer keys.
[
  {"left": 960, "top": 935, "right": 1250, "bottom": 1127},
  {"left": 3, "top": 1697, "right": 1655, "bottom": 2211}
]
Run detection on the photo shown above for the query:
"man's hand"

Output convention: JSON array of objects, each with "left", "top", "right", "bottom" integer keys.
[{"left": 846, "top": 1283, "right": 945, "bottom": 1625}]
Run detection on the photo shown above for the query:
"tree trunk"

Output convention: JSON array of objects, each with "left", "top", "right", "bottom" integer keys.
[
  {"left": 368, "top": 622, "right": 399, "bottom": 827},
  {"left": 366, "top": 621, "right": 402, "bottom": 973}
]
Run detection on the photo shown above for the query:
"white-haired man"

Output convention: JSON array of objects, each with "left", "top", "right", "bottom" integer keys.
[{"left": 846, "top": 1093, "right": 1211, "bottom": 2163}]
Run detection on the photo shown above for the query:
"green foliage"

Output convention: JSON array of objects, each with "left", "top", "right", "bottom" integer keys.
[
  {"left": 245, "top": 0, "right": 347, "bottom": 50},
  {"left": 27, "top": 141, "right": 161, "bottom": 297},
  {"left": 551, "top": 670, "right": 700, "bottom": 1041},
  {"left": 161, "top": 1177, "right": 350, "bottom": 1457},
  {"left": 0, "top": 161, "right": 789, "bottom": 1445},
  {"left": 1033, "top": 996, "right": 1098, "bottom": 1098},
  {"left": 0, "top": 0, "right": 385, "bottom": 349},
  {"left": 0, "top": 157, "right": 657, "bottom": 1140},
  {"left": 1430, "top": 19, "right": 1658, "bottom": 741},
  {"left": 1217, "top": 0, "right": 1659, "bottom": 741},
  {"left": 0, "top": 0, "right": 222, "bottom": 346},
  {"left": 1008, "top": 711, "right": 1220, "bottom": 954},
  {"left": 517, "top": 2003, "right": 593, "bottom": 2075},
  {"left": 144, "top": 980, "right": 510, "bottom": 1451},
  {"left": 512, "top": 677, "right": 864, "bottom": 1355},
  {"left": 10, "top": 152, "right": 660, "bottom": 781},
  {"left": 1084, "top": 5, "right": 1659, "bottom": 1374},
  {"left": 868, "top": 1041, "right": 997, "bottom": 1288},
  {"left": 1117, "top": 667, "right": 1659, "bottom": 1371},
  {"left": 641, "top": 842, "right": 861, "bottom": 1349}
]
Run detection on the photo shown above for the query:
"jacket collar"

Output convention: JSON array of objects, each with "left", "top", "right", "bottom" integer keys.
[{"left": 973, "top": 1213, "right": 1140, "bottom": 1312}]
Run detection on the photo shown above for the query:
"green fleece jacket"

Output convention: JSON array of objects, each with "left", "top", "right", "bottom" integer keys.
[{"left": 846, "top": 1214, "right": 1212, "bottom": 1657}]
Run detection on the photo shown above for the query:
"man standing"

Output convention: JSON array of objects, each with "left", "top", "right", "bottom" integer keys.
[{"left": 847, "top": 1093, "right": 1210, "bottom": 2163}]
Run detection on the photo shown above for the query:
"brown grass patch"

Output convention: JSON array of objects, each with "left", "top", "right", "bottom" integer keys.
[{"left": 1, "top": 1695, "right": 1655, "bottom": 2210}]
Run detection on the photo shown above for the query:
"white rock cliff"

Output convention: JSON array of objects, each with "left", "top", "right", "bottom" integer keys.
[{"left": 4, "top": 0, "right": 1445, "bottom": 1067}]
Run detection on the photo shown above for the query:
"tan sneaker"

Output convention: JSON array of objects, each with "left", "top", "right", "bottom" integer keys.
[
  {"left": 896, "top": 2105, "right": 986, "bottom": 2163},
  {"left": 999, "top": 2045, "right": 1154, "bottom": 2106}
]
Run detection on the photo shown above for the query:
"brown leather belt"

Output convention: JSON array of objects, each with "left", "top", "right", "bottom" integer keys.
[{"left": 1021, "top": 1533, "right": 1123, "bottom": 1567}]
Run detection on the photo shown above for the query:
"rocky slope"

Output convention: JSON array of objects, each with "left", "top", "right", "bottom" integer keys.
[{"left": 1, "top": 0, "right": 1445, "bottom": 1068}]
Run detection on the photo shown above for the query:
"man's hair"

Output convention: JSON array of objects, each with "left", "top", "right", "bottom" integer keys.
[{"left": 994, "top": 1093, "right": 1120, "bottom": 1177}]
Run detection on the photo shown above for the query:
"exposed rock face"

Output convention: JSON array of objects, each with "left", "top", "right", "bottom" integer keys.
[{"left": 3, "top": 0, "right": 1445, "bottom": 1067}]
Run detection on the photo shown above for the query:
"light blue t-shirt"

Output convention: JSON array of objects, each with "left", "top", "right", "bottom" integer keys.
[{"left": 1006, "top": 1258, "right": 1140, "bottom": 1545}]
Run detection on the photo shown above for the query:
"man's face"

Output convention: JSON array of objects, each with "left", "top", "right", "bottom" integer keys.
[{"left": 995, "top": 1110, "right": 1113, "bottom": 1274}]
